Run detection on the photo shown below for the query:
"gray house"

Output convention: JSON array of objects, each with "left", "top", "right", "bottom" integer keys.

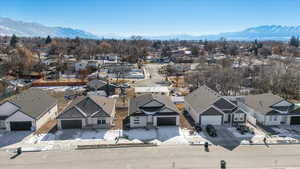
[
  {"left": 185, "top": 85, "right": 246, "bottom": 126},
  {"left": 237, "top": 94, "right": 300, "bottom": 126},
  {"left": 87, "top": 79, "right": 117, "bottom": 96},
  {"left": 57, "top": 95, "right": 116, "bottom": 129},
  {"left": 0, "top": 88, "right": 57, "bottom": 131},
  {"left": 127, "top": 94, "right": 180, "bottom": 128}
]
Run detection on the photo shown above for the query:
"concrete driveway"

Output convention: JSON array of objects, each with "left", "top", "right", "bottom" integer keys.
[{"left": 203, "top": 126, "right": 241, "bottom": 150}]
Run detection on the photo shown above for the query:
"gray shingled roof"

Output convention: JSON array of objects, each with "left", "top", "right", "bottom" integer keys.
[
  {"left": 128, "top": 94, "right": 179, "bottom": 116},
  {"left": 213, "top": 98, "right": 236, "bottom": 110},
  {"left": 201, "top": 107, "right": 223, "bottom": 116},
  {"left": 8, "top": 88, "right": 57, "bottom": 119},
  {"left": 243, "top": 93, "right": 284, "bottom": 115},
  {"left": 59, "top": 95, "right": 116, "bottom": 119},
  {"left": 185, "top": 85, "right": 220, "bottom": 114},
  {"left": 87, "top": 79, "right": 107, "bottom": 90}
]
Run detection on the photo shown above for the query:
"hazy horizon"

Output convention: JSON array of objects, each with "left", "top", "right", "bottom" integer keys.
[{"left": 1, "top": 0, "right": 300, "bottom": 36}]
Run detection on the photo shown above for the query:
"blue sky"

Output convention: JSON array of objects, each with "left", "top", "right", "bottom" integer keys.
[{"left": 1, "top": 0, "right": 300, "bottom": 36}]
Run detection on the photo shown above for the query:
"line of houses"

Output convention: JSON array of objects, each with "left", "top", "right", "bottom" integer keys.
[{"left": 0, "top": 85, "right": 300, "bottom": 132}]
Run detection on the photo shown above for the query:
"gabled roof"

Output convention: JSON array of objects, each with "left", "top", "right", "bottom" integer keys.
[
  {"left": 201, "top": 106, "right": 223, "bottom": 116},
  {"left": 213, "top": 98, "right": 236, "bottom": 110},
  {"left": 243, "top": 93, "right": 285, "bottom": 115},
  {"left": 59, "top": 95, "right": 116, "bottom": 119},
  {"left": 128, "top": 94, "right": 179, "bottom": 116},
  {"left": 87, "top": 79, "right": 107, "bottom": 90},
  {"left": 185, "top": 85, "right": 220, "bottom": 114},
  {"left": 58, "top": 107, "right": 85, "bottom": 119},
  {"left": 7, "top": 88, "right": 57, "bottom": 119},
  {"left": 232, "top": 108, "right": 246, "bottom": 114}
]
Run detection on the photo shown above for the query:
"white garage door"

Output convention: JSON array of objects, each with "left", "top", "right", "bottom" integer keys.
[{"left": 201, "top": 115, "right": 222, "bottom": 125}]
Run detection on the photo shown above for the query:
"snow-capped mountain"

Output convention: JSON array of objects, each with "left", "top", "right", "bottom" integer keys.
[
  {"left": 200, "top": 25, "right": 300, "bottom": 41},
  {"left": 0, "top": 17, "right": 99, "bottom": 39}
]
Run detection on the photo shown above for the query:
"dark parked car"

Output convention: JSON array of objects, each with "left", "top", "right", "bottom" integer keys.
[{"left": 206, "top": 125, "right": 217, "bottom": 137}]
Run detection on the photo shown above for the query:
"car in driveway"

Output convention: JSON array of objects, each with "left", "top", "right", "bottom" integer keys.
[{"left": 206, "top": 125, "right": 217, "bottom": 137}]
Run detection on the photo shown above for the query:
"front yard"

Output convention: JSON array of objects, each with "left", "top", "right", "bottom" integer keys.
[{"left": 2, "top": 125, "right": 300, "bottom": 152}]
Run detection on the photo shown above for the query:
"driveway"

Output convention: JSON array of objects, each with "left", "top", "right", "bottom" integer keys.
[{"left": 203, "top": 126, "right": 241, "bottom": 150}]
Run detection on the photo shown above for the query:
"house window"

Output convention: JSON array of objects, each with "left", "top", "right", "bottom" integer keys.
[
  {"left": 133, "top": 117, "right": 140, "bottom": 124},
  {"left": 98, "top": 119, "right": 106, "bottom": 125},
  {"left": 269, "top": 116, "right": 273, "bottom": 121},
  {"left": 239, "top": 114, "right": 244, "bottom": 121},
  {"left": 273, "top": 116, "right": 278, "bottom": 121}
]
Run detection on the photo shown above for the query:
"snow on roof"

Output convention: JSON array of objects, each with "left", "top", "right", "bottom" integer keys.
[{"left": 135, "top": 86, "right": 169, "bottom": 93}]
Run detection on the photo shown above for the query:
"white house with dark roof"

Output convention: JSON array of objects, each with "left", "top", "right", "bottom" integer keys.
[
  {"left": 184, "top": 85, "right": 246, "bottom": 126},
  {"left": 237, "top": 94, "right": 300, "bottom": 126},
  {"left": 127, "top": 94, "right": 180, "bottom": 128},
  {"left": 57, "top": 95, "right": 116, "bottom": 129},
  {"left": 0, "top": 88, "right": 57, "bottom": 131}
]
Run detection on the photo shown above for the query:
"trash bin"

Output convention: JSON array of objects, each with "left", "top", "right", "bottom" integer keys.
[
  {"left": 16, "top": 147, "right": 22, "bottom": 155},
  {"left": 220, "top": 160, "right": 226, "bottom": 169}
]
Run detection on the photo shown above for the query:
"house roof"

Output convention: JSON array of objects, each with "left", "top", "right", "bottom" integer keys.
[
  {"left": 288, "top": 107, "right": 300, "bottom": 115},
  {"left": 87, "top": 79, "right": 107, "bottom": 90},
  {"left": 59, "top": 95, "right": 116, "bottom": 119},
  {"left": 201, "top": 107, "right": 223, "bottom": 116},
  {"left": 184, "top": 85, "right": 220, "bottom": 114},
  {"left": 8, "top": 88, "right": 57, "bottom": 119},
  {"left": 243, "top": 93, "right": 284, "bottom": 115},
  {"left": 128, "top": 94, "right": 179, "bottom": 116},
  {"left": 213, "top": 98, "right": 236, "bottom": 110}
]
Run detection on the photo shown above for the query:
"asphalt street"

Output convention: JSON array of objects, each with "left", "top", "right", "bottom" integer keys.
[
  {"left": 1, "top": 145, "right": 300, "bottom": 169},
  {"left": 136, "top": 64, "right": 167, "bottom": 87}
]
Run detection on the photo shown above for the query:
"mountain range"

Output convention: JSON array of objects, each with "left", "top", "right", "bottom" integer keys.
[
  {"left": 1, "top": 17, "right": 300, "bottom": 41},
  {"left": 0, "top": 17, "right": 98, "bottom": 39}
]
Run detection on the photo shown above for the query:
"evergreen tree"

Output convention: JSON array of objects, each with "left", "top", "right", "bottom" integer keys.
[
  {"left": 10, "top": 34, "right": 18, "bottom": 47},
  {"left": 289, "top": 36, "right": 299, "bottom": 47},
  {"left": 45, "top": 35, "right": 52, "bottom": 44}
]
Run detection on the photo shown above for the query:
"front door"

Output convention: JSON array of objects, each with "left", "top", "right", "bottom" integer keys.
[{"left": 147, "top": 115, "right": 152, "bottom": 123}]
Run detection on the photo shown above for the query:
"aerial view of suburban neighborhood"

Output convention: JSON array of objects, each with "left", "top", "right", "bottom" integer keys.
[{"left": 1, "top": 0, "right": 300, "bottom": 169}]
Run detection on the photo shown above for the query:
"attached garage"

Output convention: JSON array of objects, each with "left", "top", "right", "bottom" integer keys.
[
  {"left": 10, "top": 121, "right": 32, "bottom": 131},
  {"left": 200, "top": 115, "right": 223, "bottom": 125},
  {"left": 60, "top": 120, "right": 82, "bottom": 129},
  {"left": 290, "top": 116, "right": 300, "bottom": 125},
  {"left": 157, "top": 117, "right": 177, "bottom": 126}
]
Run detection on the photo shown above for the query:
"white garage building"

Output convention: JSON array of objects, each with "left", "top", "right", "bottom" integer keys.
[{"left": 0, "top": 88, "right": 57, "bottom": 131}]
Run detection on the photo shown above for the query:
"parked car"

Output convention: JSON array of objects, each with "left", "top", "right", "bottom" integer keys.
[{"left": 206, "top": 125, "right": 217, "bottom": 137}]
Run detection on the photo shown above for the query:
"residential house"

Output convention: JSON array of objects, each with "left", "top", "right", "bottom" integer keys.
[
  {"left": 185, "top": 85, "right": 246, "bottom": 126},
  {"left": 0, "top": 88, "right": 57, "bottom": 131},
  {"left": 237, "top": 94, "right": 300, "bottom": 126},
  {"left": 127, "top": 94, "right": 180, "bottom": 128},
  {"left": 86, "top": 79, "right": 117, "bottom": 96},
  {"left": 57, "top": 95, "right": 116, "bottom": 129}
]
